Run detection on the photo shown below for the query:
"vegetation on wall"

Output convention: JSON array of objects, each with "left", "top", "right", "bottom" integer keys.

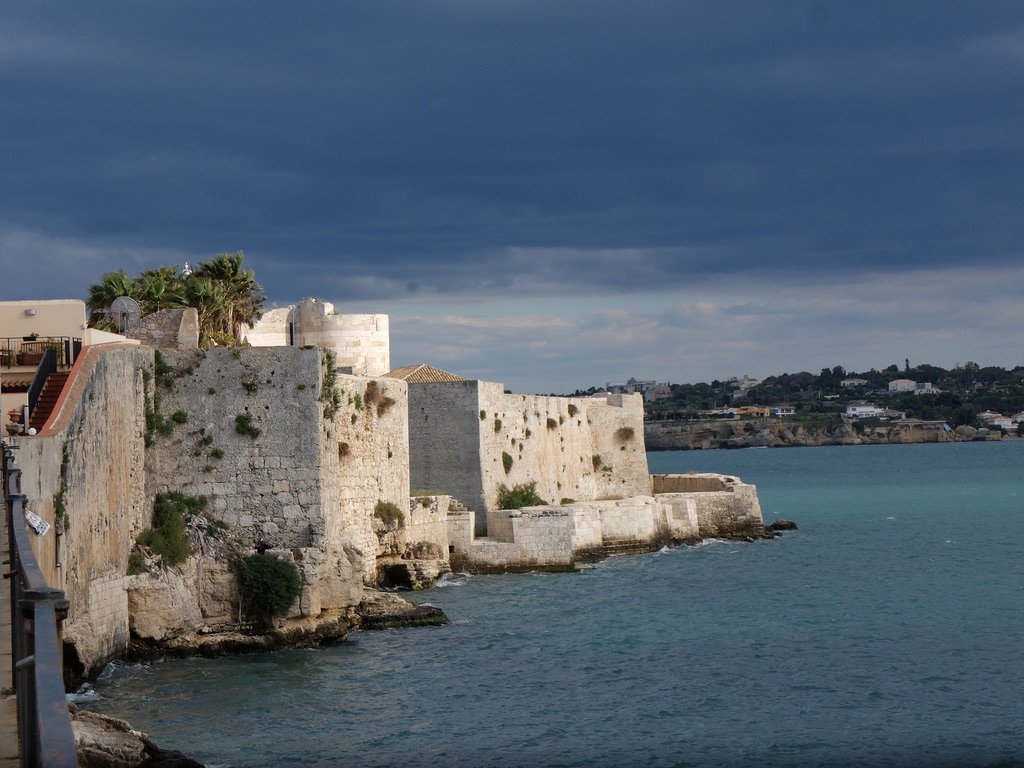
[
  {"left": 364, "top": 380, "right": 396, "bottom": 416},
  {"left": 320, "top": 348, "right": 342, "bottom": 420},
  {"left": 142, "top": 366, "right": 172, "bottom": 447},
  {"left": 137, "top": 492, "right": 206, "bottom": 566},
  {"left": 502, "top": 451, "right": 514, "bottom": 474},
  {"left": 496, "top": 481, "right": 546, "bottom": 509},
  {"left": 235, "top": 554, "right": 302, "bottom": 624},
  {"left": 373, "top": 500, "right": 405, "bottom": 528},
  {"left": 235, "top": 413, "right": 261, "bottom": 438}
]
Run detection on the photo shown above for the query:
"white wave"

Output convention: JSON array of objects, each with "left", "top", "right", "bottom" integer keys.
[
  {"left": 66, "top": 683, "right": 101, "bottom": 703},
  {"left": 434, "top": 572, "right": 471, "bottom": 588}
]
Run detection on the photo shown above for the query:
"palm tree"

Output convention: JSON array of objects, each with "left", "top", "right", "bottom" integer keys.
[
  {"left": 86, "top": 270, "right": 136, "bottom": 328},
  {"left": 181, "top": 277, "right": 232, "bottom": 348},
  {"left": 193, "top": 251, "right": 266, "bottom": 342},
  {"left": 134, "top": 266, "right": 185, "bottom": 314}
]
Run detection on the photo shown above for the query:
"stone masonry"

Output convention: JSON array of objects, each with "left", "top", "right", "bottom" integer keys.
[
  {"left": 244, "top": 299, "right": 390, "bottom": 376},
  {"left": 407, "top": 380, "right": 650, "bottom": 532}
]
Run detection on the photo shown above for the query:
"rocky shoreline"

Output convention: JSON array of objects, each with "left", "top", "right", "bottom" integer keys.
[
  {"left": 75, "top": 590, "right": 446, "bottom": 766},
  {"left": 642, "top": 417, "right": 1005, "bottom": 450}
]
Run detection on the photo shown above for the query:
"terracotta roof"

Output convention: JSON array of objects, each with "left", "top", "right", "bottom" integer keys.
[
  {"left": 385, "top": 363, "right": 466, "bottom": 384},
  {"left": 0, "top": 372, "right": 35, "bottom": 391}
]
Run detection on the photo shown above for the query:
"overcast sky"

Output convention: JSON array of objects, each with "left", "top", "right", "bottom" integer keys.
[{"left": 3, "top": 2, "right": 1022, "bottom": 393}]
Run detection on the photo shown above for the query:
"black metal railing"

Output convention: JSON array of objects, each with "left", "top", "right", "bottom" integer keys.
[
  {"left": 0, "top": 337, "right": 80, "bottom": 370},
  {"left": 3, "top": 444, "right": 77, "bottom": 767},
  {"left": 26, "top": 350, "right": 57, "bottom": 424}
]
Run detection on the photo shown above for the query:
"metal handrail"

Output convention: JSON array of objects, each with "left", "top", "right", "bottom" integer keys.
[
  {"left": 0, "top": 337, "right": 80, "bottom": 369},
  {"left": 26, "top": 349, "right": 57, "bottom": 425},
  {"left": 3, "top": 444, "right": 77, "bottom": 767}
]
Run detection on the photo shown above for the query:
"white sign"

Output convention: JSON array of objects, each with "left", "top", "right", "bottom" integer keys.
[{"left": 25, "top": 510, "right": 50, "bottom": 537}]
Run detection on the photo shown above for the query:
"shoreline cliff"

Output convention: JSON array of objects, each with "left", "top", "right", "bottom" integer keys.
[{"left": 644, "top": 417, "right": 975, "bottom": 450}]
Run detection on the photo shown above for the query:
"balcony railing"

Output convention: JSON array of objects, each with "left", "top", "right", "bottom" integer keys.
[
  {"left": 0, "top": 338, "right": 81, "bottom": 370},
  {"left": 3, "top": 443, "right": 78, "bottom": 767}
]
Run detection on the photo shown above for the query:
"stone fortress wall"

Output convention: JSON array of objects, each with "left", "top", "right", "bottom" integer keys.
[
  {"left": 408, "top": 380, "right": 650, "bottom": 525},
  {"left": 14, "top": 346, "right": 151, "bottom": 674},
  {"left": 243, "top": 298, "right": 389, "bottom": 377},
  {"left": 8, "top": 304, "right": 768, "bottom": 676},
  {"left": 144, "top": 348, "right": 410, "bottom": 616}
]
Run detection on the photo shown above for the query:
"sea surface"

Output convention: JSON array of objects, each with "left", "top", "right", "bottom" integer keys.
[{"left": 82, "top": 442, "right": 1024, "bottom": 768}]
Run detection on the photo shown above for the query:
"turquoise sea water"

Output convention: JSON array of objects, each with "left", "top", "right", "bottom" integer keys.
[{"left": 85, "top": 442, "right": 1024, "bottom": 767}]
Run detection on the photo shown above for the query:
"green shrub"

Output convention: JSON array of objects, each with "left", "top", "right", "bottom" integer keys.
[
  {"left": 242, "top": 377, "right": 259, "bottom": 394},
  {"left": 170, "top": 410, "right": 188, "bottom": 424},
  {"left": 497, "top": 481, "right": 546, "bottom": 509},
  {"left": 127, "top": 552, "right": 144, "bottom": 576},
  {"left": 547, "top": 417, "right": 558, "bottom": 430},
  {"left": 137, "top": 492, "right": 205, "bottom": 566},
  {"left": 493, "top": 418, "right": 502, "bottom": 432},
  {"left": 236, "top": 554, "right": 303, "bottom": 623},
  {"left": 560, "top": 497, "right": 576, "bottom": 505},
  {"left": 235, "top": 413, "right": 261, "bottom": 438},
  {"left": 480, "top": 410, "right": 487, "bottom": 420},
  {"left": 374, "top": 500, "right": 405, "bottom": 527},
  {"left": 615, "top": 426, "right": 635, "bottom": 441},
  {"left": 209, "top": 448, "right": 224, "bottom": 459},
  {"left": 502, "top": 451, "right": 514, "bottom": 474},
  {"left": 320, "top": 349, "right": 342, "bottom": 420},
  {"left": 592, "top": 454, "right": 602, "bottom": 470},
  {"left": 567, "top": 404, "right": 579, "bottom": 417}
]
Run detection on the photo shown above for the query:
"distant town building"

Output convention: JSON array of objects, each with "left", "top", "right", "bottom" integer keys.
[
  {"left": 728, "top": 375, "right": 760, "bottom": 395},
  {"left": 978, "top": 410, "right": 1012, "bottom": 431},
  {"left": 887, "top": 378, "right": 938, "bottom": 395},
  {"left": 605, "top": 377, "right": 673, "bottom": 402},
  {"left": 844, "top": 402, "right": 906, "bottom": 420},
  {"left": 840, "top": 377, "right": 868, "bottom": 388},
  {"left": 731, "top": 405, "right": 771, "bottom": 418}
]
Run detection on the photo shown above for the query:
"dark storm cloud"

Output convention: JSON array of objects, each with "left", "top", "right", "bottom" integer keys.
[{"left": 2, "top": 1, "right": 1022, "bottom": 307}]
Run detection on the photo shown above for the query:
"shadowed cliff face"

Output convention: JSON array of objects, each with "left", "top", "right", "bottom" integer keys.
[{"left": 644, "top": 418, "right": 953, "bottom": 450}]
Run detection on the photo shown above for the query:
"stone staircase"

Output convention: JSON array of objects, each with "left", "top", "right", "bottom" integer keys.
[{"left": 28, "top": 371, "right": 70, "bottom": 432}]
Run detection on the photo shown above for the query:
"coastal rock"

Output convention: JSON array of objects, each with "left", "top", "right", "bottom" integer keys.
[
  {"left": 768, "top": 519, "right": 798, "bottom": 531},
  {"left": 70, "top": 705, "right": 203, "bottom": 768},
  {"left": 124, "top": 610, "right": 354, "bottom": 663},
  {"left": 357, "top": 590, "right": 448, "bottom": 629}
]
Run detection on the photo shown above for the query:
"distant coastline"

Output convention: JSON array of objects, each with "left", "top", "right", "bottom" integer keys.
[{"left": 644, "top": 417, "right": 1009, "bottom": 451}]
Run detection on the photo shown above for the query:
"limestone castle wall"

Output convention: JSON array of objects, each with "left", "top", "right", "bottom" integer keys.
[
  {"left": 408, "top": 381, "right": 486, "bottom": 511},
  {"left": 144, "top": 350, "right": 410, "bottom": 610},
  {"left": 243, "top": 299, "right": 390, "bottom": 376},
  {"left": 12, "top": 346, "right": 151, "bottom": 673},
  {"left": 145, "top": 347, "right": 325, "bottom": 549},
  {"left": 409, "top": 381, "right": 650, "bottom": 526},
  {"left": 462, "top": 473, "right": 765, "bottom": 571}
]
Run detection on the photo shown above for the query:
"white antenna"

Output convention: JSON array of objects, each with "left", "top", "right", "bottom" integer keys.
[{"left": 105, "top": 296, "right": 142, "bottom": 334}]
